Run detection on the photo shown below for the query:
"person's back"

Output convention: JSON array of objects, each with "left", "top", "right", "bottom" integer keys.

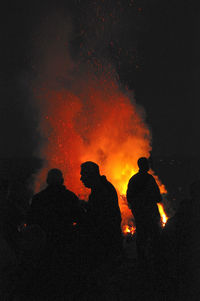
[
  {"left": 28, "top": 169, "right": 83, "bottom": 298},
  {"left": 80, "top": 162, "right": 122, "bottom": 266},
  {"left": 87, "top": 175, "right": 121, "bottom": 228},
  {"left": 176, "top": 180, "right": 200, "bottom": 300},
  {"left": 127, "top": 172, "right": 161, "bottom": 223},
  {"left": 0, "top": 190, "right": 24, "bottom": 252},
  {"left": 29, "top": 169, "right": 81, "bottom": 246},
  {"left": 0, "top": 180, "right": 19, "bottom": 299},
  {"left": 126, "top": 157, "right": 162, "bottom": 268},
  {"left": 30, "top": 185, "right": 80, "bottom": 245},
  {"left": 127, "top": 157, "right": 161, "bottom": 223}
]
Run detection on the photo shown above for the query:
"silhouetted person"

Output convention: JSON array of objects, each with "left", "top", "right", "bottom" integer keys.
[
  {"left": 126, "top": 157, "right": 162, "bottom": 268},
  {"left": 28, "top": 168, "right": 82, "bottom": 299},
  {"left": 80, "top": 161, "right": 122, "bottom": 268},
  {"left": 0, "top": 179, "right": 24, "bottom": 252},
  {"left": 174, "top": 180, "right": 200, "bottom": 301},
  {"left": 0, "top": 179, "right": 24, "bottom": 300},
  {"left": 158, "top": 180, "right": 200, "bottom": 300},
  {"left": 29, "top": 168, "right": 81, "bottom": 241}
]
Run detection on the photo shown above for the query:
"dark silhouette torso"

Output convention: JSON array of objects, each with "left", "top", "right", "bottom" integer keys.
[
  {"left": 85, "top": 176, "right": 122, "bottom": 264},
  {"left": 29, "top": 184, "right": 80, "bottom": 245},
  {"left": 127, "top": 171, "right": 161, "bottom": 223},
  {"left": 127, "top": 171, "right": 162, "bottom": 267}
]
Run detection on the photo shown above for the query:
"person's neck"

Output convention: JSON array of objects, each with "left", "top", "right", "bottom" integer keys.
[
  {"left": 139, "top": 169, "right": 148, "bottom": 174},
  {"left": 91, "top": 176, "right": 102, "bottom": 191}
]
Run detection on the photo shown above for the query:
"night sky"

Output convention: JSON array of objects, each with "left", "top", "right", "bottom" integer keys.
[{"left": 1, "top": 0, "right": 199, "bottom": 159}]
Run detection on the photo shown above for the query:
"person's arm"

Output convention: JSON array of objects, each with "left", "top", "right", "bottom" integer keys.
[
  {"left": 126, "top": 178, "right": 137, "bottom": 209},
  {"left": 70, "top": 193, "right": 87, "bottom": 225}
]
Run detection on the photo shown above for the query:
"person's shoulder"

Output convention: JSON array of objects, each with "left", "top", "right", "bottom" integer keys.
[
  {"left": 63, "top": 187, "right": 79, "bottom": 201},
  {"left": 147, "top": 173, "right": 157, "bottom": 183},
  {"left": 31, "top": 188, "right": 48, "bottom": 203},
  {"left": 101, "top": 176, "right": 117, "bottom": 195},
  {"left": 101, "top": 176, "right": 113, "bottom": 187},
  {"left": 128, "top": 172, "right": 140, "bottom": 184},
  {"left": 33, "top": 188, "right": 46, "bottom": 198}
]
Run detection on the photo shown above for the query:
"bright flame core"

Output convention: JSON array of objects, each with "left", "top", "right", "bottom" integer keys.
[
  {"left": 123, "top": 224, "right": 136, "bottom": 236},
  {"left": 33, "top": 72, "right": 168, "bottom": 233},
  {"left": 34, "top": 74, "right": 152, "bottom": 197},
  {"left": 32, "top": 16, "right": 168, "bottom": 232},
  {"left": 157, "top": 203, "right": 168, "bottom": 227}
]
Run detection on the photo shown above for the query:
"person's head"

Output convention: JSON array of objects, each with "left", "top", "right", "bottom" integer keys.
[
  {"left": 80, "top": 161, "right": 100, "bottom": 188},
  {"left": 137, "top": 157, "right": 149, "bottom": 172},
  {"left": 46, "top": 169, "right": 64, "bottom": 186}
]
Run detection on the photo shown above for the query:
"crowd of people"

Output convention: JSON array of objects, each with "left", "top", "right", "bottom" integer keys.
[{"left": 0, "top": 157, "right": 200, "bottom": 300}]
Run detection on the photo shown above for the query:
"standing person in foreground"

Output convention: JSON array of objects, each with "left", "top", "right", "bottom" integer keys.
[
  {"left": 28, "top": 168, "right": 83, "bottom": 299},
  {"left": 126, "top": 157, "right": 162, "bottom": 269},
  {"left": 80, "top": 161, "right": 122, "bottom": 268},
  {"left": 176, "top": 180, "right": 200, "bottom": 301}
]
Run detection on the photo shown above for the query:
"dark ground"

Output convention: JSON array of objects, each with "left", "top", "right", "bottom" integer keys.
[
  {"left": 57, "top": 236, "right": 171, "bottom": 301},
  {"left": 0, "top": 157, "right": 197, "bottom": 300},
  {"left": 1, "top": 234, "right": 171, "bottom": 301}
]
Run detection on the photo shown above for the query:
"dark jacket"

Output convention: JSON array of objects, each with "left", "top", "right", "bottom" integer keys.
[
  {"left": 28, "top": 184, "right": 81, "bottom": 245},
  {"left": 83, "top": 175, "right": 122, "bottom": 257},
  {"left": 126, "top": 171, "right": 162, "bottom": 222},
  {"left": 86, "top": 176, "right": 121, "bottom": 232}
]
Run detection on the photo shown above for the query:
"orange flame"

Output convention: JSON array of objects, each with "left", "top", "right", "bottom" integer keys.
[
  {"left": 32, "top": 19, "right": 167, "bottom": 230},
  {"left": 33, "top": 73, "right": 169, "bottom": 230},
  {"left": 123, "top": 224, "right": 136, "bottom": 236},
  {"left": 34, "top": 74, "right": 152, "bottom": 197},
  {"left": 157, "top": 203, "right": 168, "bottom": 227}
]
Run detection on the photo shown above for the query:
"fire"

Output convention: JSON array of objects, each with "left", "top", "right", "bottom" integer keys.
[
  {"left": 34, "top": 74, "right": 152, "bottom": 198},
  {"left": 123, "top": 224, "right": 136, "bottom": 236},
  {"left": 33, "top": 71, "right": 169, "bottom": 234},
  {"left": 157, "top": 203, "right": 168, "bottom": 227},
  {"left": 32, "top": 17, "right": 168, "bottom": 233}
]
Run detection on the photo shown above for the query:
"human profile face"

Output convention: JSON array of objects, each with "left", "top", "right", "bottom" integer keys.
[{"left": 80, "top": 168, "right": 93, "bottom": 188}]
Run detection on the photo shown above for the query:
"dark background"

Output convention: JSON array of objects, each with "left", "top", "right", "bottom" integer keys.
[{"left": 1, "top": 0, "right": 199, "bottom": 201}]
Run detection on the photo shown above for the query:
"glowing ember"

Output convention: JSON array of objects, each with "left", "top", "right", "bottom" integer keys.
[
  {"left": 123, "top": 224, "right": 136, "bottom": 236},
  {"left": 157, "top": 203, "right": 168, "bottom": 227}
]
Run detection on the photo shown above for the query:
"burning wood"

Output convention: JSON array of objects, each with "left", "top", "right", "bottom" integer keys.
[
  {"left": 123, "top": 224, "right": 136, "bottom": 236},
  {"left": 121, "top": 192, "right": 168, "bottom": 236}
]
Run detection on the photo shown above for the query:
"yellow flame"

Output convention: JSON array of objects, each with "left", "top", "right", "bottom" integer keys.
[
  {"left": 123, "top": 225, "right": 136, "bottom": 236},
  {"left": 157, "top": 203, "right": 168, "bottom": 227}
]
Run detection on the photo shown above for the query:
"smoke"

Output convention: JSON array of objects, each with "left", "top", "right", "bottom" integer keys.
[
  {"left": 0, "top": 2, "right": 169, "bottom": 224},
  {"left": 30, "top": 12, "right": 152, "bottom": 198},
  {"left": 26, "top": 11, "right": 157, "bottom": 232},
  {"left": 0, "top": 2, "right": 169, "bottom": 223}
]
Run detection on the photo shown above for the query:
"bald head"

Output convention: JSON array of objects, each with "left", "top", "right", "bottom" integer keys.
[
  {"left": 80, "top": 161, "right": 100, "bottom": 188},
  {"left": 81, "top": 161, "right": 100, "bottom": 175},
  {"left": 46, "top": 168, "right": 64, "bottom": 186},
  {"left": 137, "top": 157, "right": 149, "bottom": 172}
]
